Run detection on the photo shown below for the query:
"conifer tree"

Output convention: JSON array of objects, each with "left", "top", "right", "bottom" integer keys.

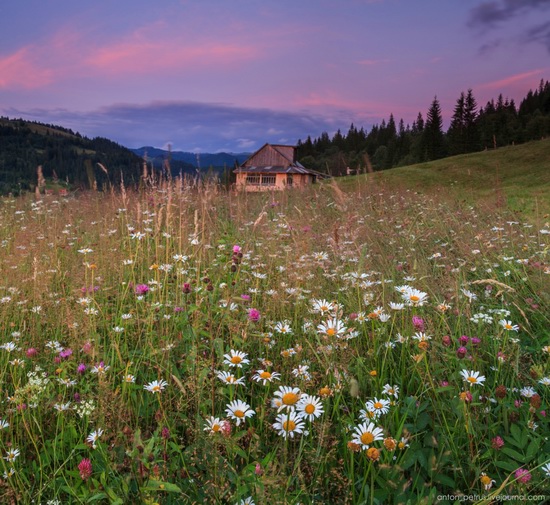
[{"left": 422, "top": 97, "right": 446, "bottom": 161}]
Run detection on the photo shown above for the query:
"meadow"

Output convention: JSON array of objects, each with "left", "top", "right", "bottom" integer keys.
[{"left": 0, "top": 144, "right": 549, "bottom": 504}]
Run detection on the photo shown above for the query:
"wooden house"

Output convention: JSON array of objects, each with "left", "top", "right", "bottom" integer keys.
[{"left": 234, "top": 143, "right": 324, "bottom": 191}]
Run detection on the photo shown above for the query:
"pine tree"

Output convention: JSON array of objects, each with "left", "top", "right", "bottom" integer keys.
[
  {"left": 422, "top": 97, "right": 446, "bottom": 161},
  {"left": 447, "top": 91, "right": 466, "bottom": 155}
]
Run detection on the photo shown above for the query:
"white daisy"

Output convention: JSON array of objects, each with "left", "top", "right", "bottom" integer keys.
[
  {"left": 460, "top": 369, "right": 486, "bottom": 386},
  {"left": 143, "top": 379, "right": 168, "bottom": 394},
  {"left": 296, "top": 394, "right": 324, "bottom": 421},
  {"left": 273, "top": 410, "right": 306, "bottom": 439},
  {"left": 351, "top": 422, "right": 384, "bottom": 449},
  {"left": 225, "top": 399, "right": 255, "bottom": 426},
  {"left": 223, "top": 350, "right": 250, "bottom": 368}
]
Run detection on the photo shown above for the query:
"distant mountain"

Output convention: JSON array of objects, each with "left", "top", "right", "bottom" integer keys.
[
  {"left": 0, "top": 117, "right": 142, "bottom": 194},
  {"left": 130, "top": 147, "right": 250, "bottom": 169}
]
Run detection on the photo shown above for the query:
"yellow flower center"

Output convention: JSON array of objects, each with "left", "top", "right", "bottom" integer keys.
[
  {"left": 480, "top": 475, "right": 491, "bottom": 486},
  {"left": 234, "top": 409, "right": 245, "bottom": 418},
  {"left": 212, "top": 424, "right": 220, "bottom": 432},
  {"left": 319, "top": 387, "right": 331, "bottom": 397},
  {"left": 305, "top": 404, "right": 315, "bottom": 415},
  {"left": 410, "top": 295, "right": 420, "bottom": 302},
  {"left": 326, "top": 328, "right": 336, "bottom": 337},
  {"left": 231, "top": 356, "right": 242, "bottom": 364},
  {"left": 374, "top": 402, "right": 383, "bottom": 410},
  {"left": 467, "top": 377, "right": 477, "bottom": 383},
  {"left": 226, "top": 376, "right": 235, "bottom": 383},
  {"left": 360, "top": 432, "right": 374, "bottom": 445},
  {"left": 152, "top": 385, "right": 161, "bottom": 392},
  {"left": 282, "top": 420, "right": 296, "bottom": 432},
  {"left": 260, "top": 371, "right": 272, "bottom": 379},
  {"left": 384, "top": 438, "right": 397, "bottom": 451},
  {"left": 282, "top": 392, "right": 299, "bottom": 405},
  {"left": 505, "top": 324, "right": 512, "bottom": 330},
  {"left": 321, "top": 306, "right": 328, "bottom": 312}
]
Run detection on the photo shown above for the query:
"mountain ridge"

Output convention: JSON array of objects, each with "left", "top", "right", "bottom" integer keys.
[{"left": 130, "top": 146, "right": 250, "bottom": 169}]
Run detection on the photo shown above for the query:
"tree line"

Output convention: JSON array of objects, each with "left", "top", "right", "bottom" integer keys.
[
  {"left": 0, "top": 118, "right": 142, "bottom": 195},
  {"left": 297, "top": 79, "right": 550, "bottom": 175}
]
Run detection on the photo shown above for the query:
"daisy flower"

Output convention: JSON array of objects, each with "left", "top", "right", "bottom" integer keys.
[
  {"left": 273, "top": 410, "right": 306, "bottom": 439},
  {"left": 0, "top": 420, "right": 9, "bottom": 430},
  {"left": 236, "top": 497, "right": 255, "bottom": 505},
  {"left": 272, "top": 386, "right": 302, "bottom": 412},
  {"left": 90, "top": 362, "right": 110, "bottom": 375},
  {"left": 143, "top": 379, "right": 168, "bottom": 394},
  {"left": 541, "top": 462, "right": 550, "bottom": 477},
  {"left": 389, "top": 302, "right": 405, "bottom": 311},
  {"left": 216, "top": 371, "right": 246, "bottom": 386},
  {"left": 460, "top": 369, "right": 486, "bottom": 386},
  {"left": 203, "top": 416, "right": 225, "bottom": 435},
  {"left": 86, "top": 428, "right": 104, "bottom": 449},
  {"left": 3, "top": 449, "right": 20, "bottom": 463},
  {"left": 317, "top": 318, "right": 347, "bottom": 338},
  {"left": 225, "top": 399, "right": 255, "bottom": 426},
  {"left": 296, "top": 394, "right": 324, "bottom": 421},
  {"left": 365, "top": 397, "right": 391, "bottom": 417},
  {"left": 499, "top": 319, "right": 519, "bottom": 332},
  {"left": 382, "top": 384, "right": 399, "bottom": 399},
  {"left": 291, "top": 365, "right": 311, "bottom": 380},
  {"left": 401, "top": 287, "right": 429, "bottom": 306},
  {"left": 273, "top": 321, "right": 293, "bottom": 335},
  {"left": 252, "top": 369, "right": 281, "bottom": 385},
  {"left": 123, "top": 374, "right": 136, "bottom": 383},
  {"left": 351, "top": 422, "right": 384, "bottom": 450},
  {"left": 538, "top": 377, "right": 550, "bottom": 386},
  {"left": 223, "top": 350, "right": 250, "bottom": 368},
  {"left": 311, "top": 299, "right": 335, "bottom": 315},
  {"left": 520, "top": 386, "right": 536, "bottom": 398}
]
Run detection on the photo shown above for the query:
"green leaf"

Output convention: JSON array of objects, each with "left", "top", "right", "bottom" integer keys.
[
  {"left": 504, "top": 435, "right": 523, "bottom": 449},
  {"left": 433, "top": 473, "right": 455, "bottom": 488},
  {"left": 87, "top": 492, "right": 108, "bottom": 502},
  {"left": 526, "top": 438, "right": 540, "bottom": 460},
  {"left": 501, "top": 447, "right": 526, "bottom": 463},
  {"left": 143, "top": 480, "right": 183, "bottom": 493},
  {"left": 510, "top": 424, "right": 523, "bottom": 446},
  {"left": 495, "top": 460, "right": 518, "bottom": 472}
]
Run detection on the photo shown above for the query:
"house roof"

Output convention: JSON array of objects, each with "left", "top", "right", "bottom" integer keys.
[{"left": 234, "top": 143, "right": 322, "bottom": 175}]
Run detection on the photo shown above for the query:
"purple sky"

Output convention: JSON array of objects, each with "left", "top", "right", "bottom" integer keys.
[{"left": 1, "top": 0, "right": 549, "bottom": 152}]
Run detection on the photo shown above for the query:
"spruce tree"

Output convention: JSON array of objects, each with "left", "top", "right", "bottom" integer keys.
[{"left": 422, "top": 97, "right": 447, "bottom": 161}]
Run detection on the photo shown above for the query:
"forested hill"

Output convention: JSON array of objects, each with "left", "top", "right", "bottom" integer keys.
[
  {"left": 0, "top": 118, "right": 143, "bottom": 195},
  {"left": 297, "top": 79, "right": 550, "bottom": 175}
]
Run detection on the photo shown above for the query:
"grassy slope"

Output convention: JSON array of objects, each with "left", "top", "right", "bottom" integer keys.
[{"left": 337, "top": 138, "right": 550, "bottom": 218}]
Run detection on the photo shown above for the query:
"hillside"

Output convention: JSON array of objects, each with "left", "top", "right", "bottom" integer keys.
[
  {"left": 339, "top": 138, "right": 550, "bottom": 217},
  {"left": 0, "top": 118, "right": 142, "bottom": 194},
  {"left": 130, "top": 146, "right": 250, "bottom": 169}
]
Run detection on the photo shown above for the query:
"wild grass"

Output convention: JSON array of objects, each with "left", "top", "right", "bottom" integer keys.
[{"left": 0, "top": 166, "right": 548, "bottom": 504}]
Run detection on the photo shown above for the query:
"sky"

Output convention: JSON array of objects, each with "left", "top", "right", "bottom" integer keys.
[{"left": 1, "top": 0, "right": 549, "bottom": 153}]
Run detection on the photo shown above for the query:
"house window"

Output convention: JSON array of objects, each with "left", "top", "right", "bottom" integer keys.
[
  {"left": 286, "top": 175, "right": 293, "bottom": 186},
  {"left": 246, "top": 175, "right": 261, "bottom": 185},
  {"left": 261, "top": 175, "right": 276, "bottom": 186}
]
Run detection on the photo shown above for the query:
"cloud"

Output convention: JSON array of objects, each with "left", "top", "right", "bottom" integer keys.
[
  {"left": 2, "top": 101, "right": 348, "bottom": 153},
  {"left": 468, "top": 0, "right": 550, "bottom": 28},
  {"left": 87, "top": 39, "right": 258, "bottom": 75},
  {"left": 525, "top": 21, "right": 550, "bottom": 52},
  {"left": 468, "top": 0, "right": 550, "bottom": 53},
  {"left": 478, "top": 68, "right": 547, "bottom": 90},
  {"left": 0, "top": 47, "right": 54, "bottom": 89},
  {"left": 357, "top": 58, "right": 390, "bottom": 66}
]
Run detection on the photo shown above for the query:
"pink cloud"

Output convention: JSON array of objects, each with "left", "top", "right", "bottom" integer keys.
[
  {"left": 0, "top": 47, "right": 54, "bottom": 89},
  {"left": 358, "top": 58, "right": 390, "bottom": 66},
  {"left": 479, "top": 69, "right": 547, "bottom": 90},
  {"left": 86, "top": 35, "right": 259, "bottom": 75}
]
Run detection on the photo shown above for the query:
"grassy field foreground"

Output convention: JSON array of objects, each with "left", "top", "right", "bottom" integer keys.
[{"left": 0, "top": 147, "right": 549, "bottom": 504}]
